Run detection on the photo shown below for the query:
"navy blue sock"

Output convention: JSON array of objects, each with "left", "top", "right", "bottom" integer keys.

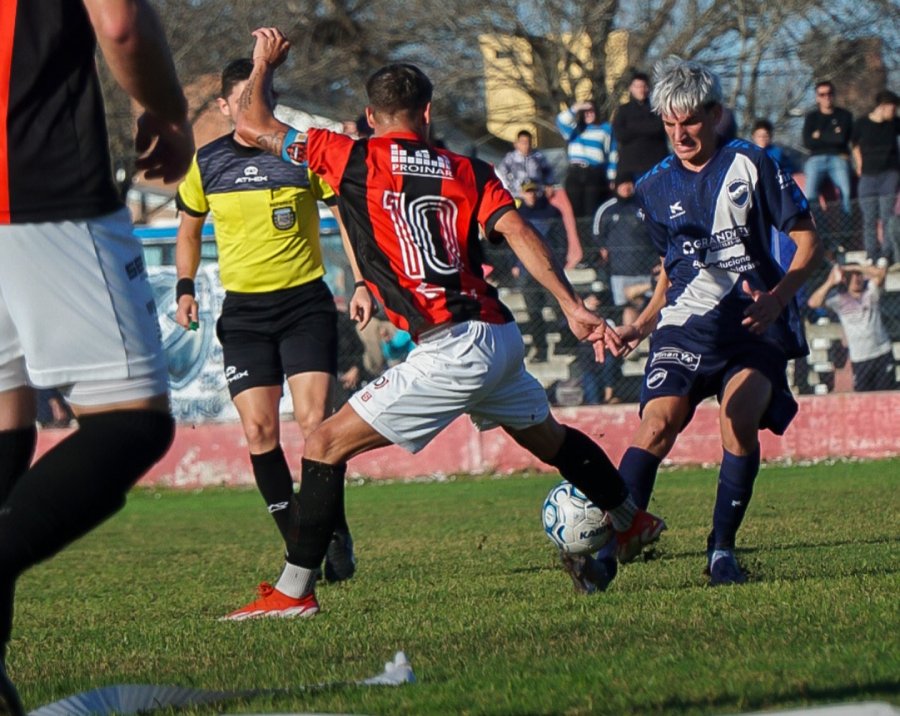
[
  {"left": 618, "top": 447, "right": 661, "bottom": 510},
  {"left": 712, "top": 447, "right": 760, "bottom": 550}
]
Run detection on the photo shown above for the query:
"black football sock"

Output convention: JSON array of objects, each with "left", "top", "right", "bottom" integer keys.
[
  {"left": 0, "top": 426, "right": 33, "bottom": 657},
  {"left": 547, "top": 427, "right": 630, "bottom": 511},
  {"left": 285, "top": 458, "right": 346, "bottom": 569},
  {"left": 0, "top": 427, "right": 36, "bottom": 504},
  {"left": 333, "top": 496, "right": 349, "bottom": 534},
  {"left": 249, "top": 447, "right": 295, "bottom": 543},
  {"left": 0, "top": 410, "right": 173, "bottom": 651},
  {"left": 0, "top": 410, "right": 174, "bottom": 579}
]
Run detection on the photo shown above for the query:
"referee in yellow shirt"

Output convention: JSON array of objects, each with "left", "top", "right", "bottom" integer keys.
[{"left": 174, "top": 59, "right": 371, "bottom": 620}]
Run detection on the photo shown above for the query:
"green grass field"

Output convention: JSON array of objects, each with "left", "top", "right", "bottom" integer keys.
[{"left": 10, "top": 458, "right": 900, "bottom": 715}]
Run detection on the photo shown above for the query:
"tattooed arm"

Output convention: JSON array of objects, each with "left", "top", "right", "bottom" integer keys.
[{"left": 234, "top": 27, "right": 304, "bottom": 160}]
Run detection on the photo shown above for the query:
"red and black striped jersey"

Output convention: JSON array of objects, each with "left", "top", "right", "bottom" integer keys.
[
  {"left": 305, "top": 128, "right": 515, "bottom": 338},
  {"left": 0, "top": 0, "right": 122, "bottom": 224}
]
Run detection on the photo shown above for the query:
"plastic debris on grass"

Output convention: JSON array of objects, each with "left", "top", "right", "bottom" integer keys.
[{"left": 29, "top": 651, "right": 415, "bottom": 715}]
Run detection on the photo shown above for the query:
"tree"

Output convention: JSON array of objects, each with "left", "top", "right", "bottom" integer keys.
[{"left": 105, "top": 0, "right": 899, "bottom": 196}]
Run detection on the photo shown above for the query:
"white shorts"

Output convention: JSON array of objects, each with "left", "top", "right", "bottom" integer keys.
[
  {"left": 0, "top": 208, "right": 168, "bottom": 406},
  {"left": 349, "top": 320, "right": 549, "bottom": 453}
]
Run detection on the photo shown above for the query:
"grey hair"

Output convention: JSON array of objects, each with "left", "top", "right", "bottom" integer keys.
[{"left": 650, "top": 57, "right": 723, "bottom": 117}]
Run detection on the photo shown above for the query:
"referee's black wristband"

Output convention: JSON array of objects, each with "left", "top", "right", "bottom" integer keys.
[
  {"left": 354, "top": 280, "right": 367, "bottom": 289},
  {"left": 176, "top": 277, "right": 196, "bottom": 301}
]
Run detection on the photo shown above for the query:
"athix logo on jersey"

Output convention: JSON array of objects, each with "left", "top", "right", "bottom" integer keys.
[
  {"left": 646, "top": 368, "right": 668, "bottom": 389},
  {"left": 391, "top": 145, "right": 454, "bottom": 179},
  {"left": 727, "top": 179, "right": 751, "bottom": 208},
  {"left": 669, "top": 201, "right": 686, "bottom": 219},
  {"left": 235, "top": 165, "right": 269, "bottom": 184},
  {"left": 651, "top": 347, "right": 701, "bottom": 371}
]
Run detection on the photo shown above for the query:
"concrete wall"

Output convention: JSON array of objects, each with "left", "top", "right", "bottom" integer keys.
[{"left": 34, "top": 391, "right": 899, "bottom": 488}]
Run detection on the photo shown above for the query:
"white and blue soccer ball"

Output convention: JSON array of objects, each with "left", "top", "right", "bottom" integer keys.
[{"left": 542, "top": 480, "right": 612, "bottom": 555}]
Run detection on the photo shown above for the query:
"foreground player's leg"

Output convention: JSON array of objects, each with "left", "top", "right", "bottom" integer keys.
[
  {"left": 0, "top": 656, "right": 24, "bottom": 716},
  {"left": 0, "top": 387, "right": 36, "bottom": 716},
  {"left": 0, "top": 387, "right": 38, "bottom": 504},
  {"left": 0, "top": 397, "right": 173, "bottom": 705}
]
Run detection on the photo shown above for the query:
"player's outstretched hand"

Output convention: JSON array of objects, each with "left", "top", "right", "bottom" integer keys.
[
  {"left": 741, "top": 279, "right": 784, "bottom": 334},
  {"left": 135, "top": 112, "right": 194, "bottom": 183},
  {"left": 563, "top": 304, "right": 623, "bottom": 363},
  {"left": 604, "top": 323, "right": 643, "bottom": 359},
  {"left": 251, "top": 27, "right": 291, "bottom": 67}
]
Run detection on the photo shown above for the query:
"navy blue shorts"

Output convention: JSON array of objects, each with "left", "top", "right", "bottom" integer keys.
[
  {"left": 216, "top": 279, "right": 338, "bottom": 398},
  {"left": 640, "top": 326, "right": 798, "bottom": 435}
]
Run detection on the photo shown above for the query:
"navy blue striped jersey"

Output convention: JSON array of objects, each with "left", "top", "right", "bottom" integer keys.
[{"left": 635, "top": 140, "right": 811, "bottom": 358}]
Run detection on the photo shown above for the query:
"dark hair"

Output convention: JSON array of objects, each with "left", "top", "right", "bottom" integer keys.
[
  {"left": 751, "top": 118, "right": 773, "bottom": 134},
  {"left": 366, "top": 64, "right": 433, "bottom": 117},
  {"left": 875, "top": 89, "right": 899, "bottom": 106},
  {"left": 516, "top": 129, "right": 533, "bottom": 141},
  {"left": 221, "top": 58, "right": 254, "bottom": 99},
  {"left": 814, "top": 80, "right": 835, "bottom": 93},
  {"left": 630, "top": 71, "right": 650, "bottom": 84}
]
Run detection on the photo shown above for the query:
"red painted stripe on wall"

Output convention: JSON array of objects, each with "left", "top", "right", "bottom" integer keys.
[
  {"left": 0, "top": 0, "right": 17, "bottom": 222},
  {"left": 33, "top": 391, "right": 900, "bottom": 489}
]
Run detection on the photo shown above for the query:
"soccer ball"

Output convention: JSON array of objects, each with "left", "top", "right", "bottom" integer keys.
[{"left": 542, "top": 480, "right": 612, "bottom": 555}]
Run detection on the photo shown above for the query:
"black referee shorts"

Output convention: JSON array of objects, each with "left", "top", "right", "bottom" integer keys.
[{"left": 216, "top": 278, "right": 338, "bottom": 398}]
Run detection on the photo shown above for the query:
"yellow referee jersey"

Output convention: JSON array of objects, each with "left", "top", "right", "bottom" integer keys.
[{"left": 176, "top": 133, "right": 336, "bottom": 293}]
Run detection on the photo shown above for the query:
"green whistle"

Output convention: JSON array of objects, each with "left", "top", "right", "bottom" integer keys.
[{"left": 189, "top": 321, "right": 199, "bottom": 331}]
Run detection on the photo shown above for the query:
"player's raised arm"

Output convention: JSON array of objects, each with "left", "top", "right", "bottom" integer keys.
[
  {"left": 494, "top": 210, "right": 620, "bottom": 354},
  {"left": 234, "top": 28, "right": 301, "bottom": 161}
]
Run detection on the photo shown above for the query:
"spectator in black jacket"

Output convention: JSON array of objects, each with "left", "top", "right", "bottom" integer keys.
[
  {"left": 612, "top": 71, "right": 668, "bottom": 181},
  {"left": 802, "top": 81, "right": 854, "bottom": 216},
  {"left": 850, "top": 89, "right": 900, "bottom": 264}
]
